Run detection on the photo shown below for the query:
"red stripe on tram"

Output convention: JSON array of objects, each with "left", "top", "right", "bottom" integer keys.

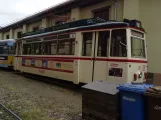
[{"left": 16, "top": 56, "right": 147, "bottom": 63}]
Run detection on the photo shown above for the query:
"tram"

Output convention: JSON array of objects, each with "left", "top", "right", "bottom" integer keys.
[
  {"left": 14, "top": 18, "right": 147, "bottom": 84},
  {"left": 0, "top": 39, "right": 15, "bottom": 68}
]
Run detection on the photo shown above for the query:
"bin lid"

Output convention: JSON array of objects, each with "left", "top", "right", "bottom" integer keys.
[
  {"left": 145, "top": 86, "right": 161, "bottom": 98},
  {"left": 117, "top": 83, "right": 153, "bottom": 94},
  {"left": 82, "top": 81, "right": 119, "bottom": 95},
  {"left": 145, "top": 92, "right": 161, "bottom": 98}
]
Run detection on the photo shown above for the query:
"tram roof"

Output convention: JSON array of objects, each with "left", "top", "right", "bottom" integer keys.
[
  {"left": 22, "top": 21, "right": 127, "bottom": 39},
  {"left": 17, "top": 18, "right": 144, "bottom": 41}
]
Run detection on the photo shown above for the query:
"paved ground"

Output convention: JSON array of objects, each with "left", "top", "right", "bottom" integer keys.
[{"left": 0, "top": 69, "right": 82, "bottom": 120}]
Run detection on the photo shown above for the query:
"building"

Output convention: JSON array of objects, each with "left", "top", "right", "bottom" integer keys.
[{"left": 0, "top": 0, "right": 160, "bottom": 77}]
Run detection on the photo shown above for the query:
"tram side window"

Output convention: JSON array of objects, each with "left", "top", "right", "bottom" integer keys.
[
  {"left": 0, "top": 45, "right": 7, "bottom": 54},
  {"left": 0, "top": 45, "right": 8, "bottom": 55},
  {"left": 110, "top": 29, "right": 127, "bottom": 57},
  {"left": 57, "top": 39, "right": 75, "bottom": 55},
  {"left": 43, "top": 42, "right": 50, "bottom": 55},
  {"left": 31, "top": 43, "right": 42, "bottom": 55},
  {"left": 23, "top": 44, "right": 31, "bottom": 55},
  {"left": 82, "top": 32, "right": 93, "bottom": 56},
  {"left": 97, "top": 31, "right": 110, "bottom": 57},
  {"left": 43, "top": 41, "right": 57, "bottom": 55},
  {"left": 0, "top": 46, "right": 3, "bottom": 54},
  {"left": 51, "top": 42, "right": 58, "bottom": 55}
]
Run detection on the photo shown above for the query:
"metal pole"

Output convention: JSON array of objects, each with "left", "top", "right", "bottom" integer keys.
[{"left": 114, "top": 0, "right": 118, "bottom": 21}]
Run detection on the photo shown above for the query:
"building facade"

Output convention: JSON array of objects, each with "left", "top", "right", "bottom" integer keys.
[{"left": 0, "top": 0, "right": 160, "bottom": 77}]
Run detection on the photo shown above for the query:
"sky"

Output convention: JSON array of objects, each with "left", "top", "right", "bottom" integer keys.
[{"left": 0, "top": 0, "right": 67, "bottom": 27}]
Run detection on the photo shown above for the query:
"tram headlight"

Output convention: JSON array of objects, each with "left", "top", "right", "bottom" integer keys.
[
  {"left": 134, "top": 71, "right": 143, "bottom": 81},
  {"left": 138, "top": 71, "right": 142, "bottom": 79}
]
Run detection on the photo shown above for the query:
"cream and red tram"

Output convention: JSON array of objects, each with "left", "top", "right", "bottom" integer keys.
[{"left": 14, "top": 18, "right": 147, "bottom": 84}]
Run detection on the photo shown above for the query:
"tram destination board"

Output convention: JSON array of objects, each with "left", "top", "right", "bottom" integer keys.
[{"left": 22, "top": 18, "right": 106, "bottom": 37}]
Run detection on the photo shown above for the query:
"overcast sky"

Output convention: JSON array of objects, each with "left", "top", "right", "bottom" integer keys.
[{"left": 0, "top": 0, "right": 67, "bottom": 27}]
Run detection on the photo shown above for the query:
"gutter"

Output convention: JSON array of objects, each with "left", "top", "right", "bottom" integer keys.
[{"left": 114, "top": 0, "right": 118, "bottom": 21}]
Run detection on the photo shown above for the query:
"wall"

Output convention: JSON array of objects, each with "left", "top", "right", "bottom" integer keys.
[
  {"left": 3, "top": 31, "right": 10, "bottom": 39},
  {"left": 13, "top": 28, "right": 22, "bottom": 39},
  {"left": 139, "top": 0, "right": 161, "bottom": 74},
  {"left": 27, "top": 20, "right": 42, "bottom": 32},
  {"left": 71, "top": 8, "right": 80, "bottom": 21},
  {"left": 123, "top": 0, "right": 161, "bottom": 74},
  {"left": 0, "top": 33, "right": 3, "bottom": 40},
  {"left": 80, "top": 0, "right": 124, "bottom": 21},
  {"left": 46, "top": 12, "right": 71, "bottom": 27},
  {"left": 123, "top": 0, "right": 139, "bottom": 20},
  {"left": 0, "top": 0, "right": 125, "bottom": 40}
]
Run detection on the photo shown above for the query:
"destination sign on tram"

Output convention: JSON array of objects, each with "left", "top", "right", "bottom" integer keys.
[{"left": 131, "top": 30, "right": 144, "bottom": 38}]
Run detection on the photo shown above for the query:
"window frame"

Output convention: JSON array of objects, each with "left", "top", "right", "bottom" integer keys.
[
  {"left": 81, "top": 32, "right": 94, "bottom": 57},
  {"left": 110, "top": 29, "right": 127, "bottom": 58},
  {"left": 22, "top": 38, "right": 42, "bottom": 55},
  {"left": 17, "top": 31, "right": 22, "bottom": 38},
  {"left": 6, "top": 35, "right": 10, "bottom": 39},
  {"left": 96, "top": 30, "right": 110, "bottom": 57},
  {"left": 33, "top": 26, "right": 39, "bottom": 32},
  {"left": 42, "top": 35, "right": 58, "bottom": 55},
  {"left": 57, "top": 38, "right": 75, "bottom": 55},
  {"left": 131, "top": 36, "right": 146, "bottom": 58},
  {"left": 92, "top": 6, "right": 110, "bottom": 21}
]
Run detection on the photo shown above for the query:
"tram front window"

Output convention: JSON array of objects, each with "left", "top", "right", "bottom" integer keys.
[
  {"left": 3, "top": 46, "right": 8, "bottom": 54},
  {"left": 131, "top": 37, "right": 146, "bottom": 58},
  {"left": 0, "top": 45, "right": 8, "bottom": 55},
  {"left": 110, "top": 29, "right": 127, "bottom": 57}
]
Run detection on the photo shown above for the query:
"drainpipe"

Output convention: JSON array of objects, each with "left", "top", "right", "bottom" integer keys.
[{"left": 114, "top": 0, "right": 118, "bottom": 21}]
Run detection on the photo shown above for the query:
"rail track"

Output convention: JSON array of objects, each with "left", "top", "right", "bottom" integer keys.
[{"left": 0, "top": 103, "right": 22, "bottom": 120}]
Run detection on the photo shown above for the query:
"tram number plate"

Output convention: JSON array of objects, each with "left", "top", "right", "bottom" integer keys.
[{"left": 109, "top": 68, "right": 123, "bottom": 77}]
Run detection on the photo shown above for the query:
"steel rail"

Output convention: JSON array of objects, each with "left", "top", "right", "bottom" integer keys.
[{"left": 0, "top": 103, "right": 22, "bottom": 120}]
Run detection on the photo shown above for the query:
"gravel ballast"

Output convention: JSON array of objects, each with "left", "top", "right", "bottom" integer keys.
[{"left": 0, "top": 69, "right": 82, "bottom": 120}]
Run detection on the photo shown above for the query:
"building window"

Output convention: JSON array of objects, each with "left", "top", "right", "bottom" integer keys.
[
  {"left": 6, "top": 35, "right": 9, "bottom": 39},
  {"left": 93, "top": 6, "right": 110, "bottom": 21},
  {"left": 55, "top": 21, "right": 64, "bottom": 25},
  {"left": 33, "top": 27, "right": 39, "bottom": 31},
  {"left": 17, "top": 32, "right": 22, "bottom": 38}
]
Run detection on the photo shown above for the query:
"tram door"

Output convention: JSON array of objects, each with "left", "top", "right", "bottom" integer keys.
[
  {"left": 79, "top": 31, "right": 110, "bottom": 83},
  {"left": 93, "top": 31, "right": 110, "bottom": 82},
  {"left": 79, "top": 32, "right": 96, "bottom": 83},
  {"left": 14, "top": 42, "right": 22, "bottom": 71}
]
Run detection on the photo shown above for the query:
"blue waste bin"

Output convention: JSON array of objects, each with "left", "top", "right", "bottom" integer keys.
[{"left": 117, "top": 84, "right": 153, "bottom": 120}]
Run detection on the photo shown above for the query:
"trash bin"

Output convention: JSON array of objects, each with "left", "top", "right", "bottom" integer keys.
[
  {"left": 82, "top": 81, "right": 120, "bottom": 120},
  {"left": 145, "top": 86, "right": 161, "bottom": 120},
  {"left": 117, "top": 84, "right": 152, "bottom": 120}
]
